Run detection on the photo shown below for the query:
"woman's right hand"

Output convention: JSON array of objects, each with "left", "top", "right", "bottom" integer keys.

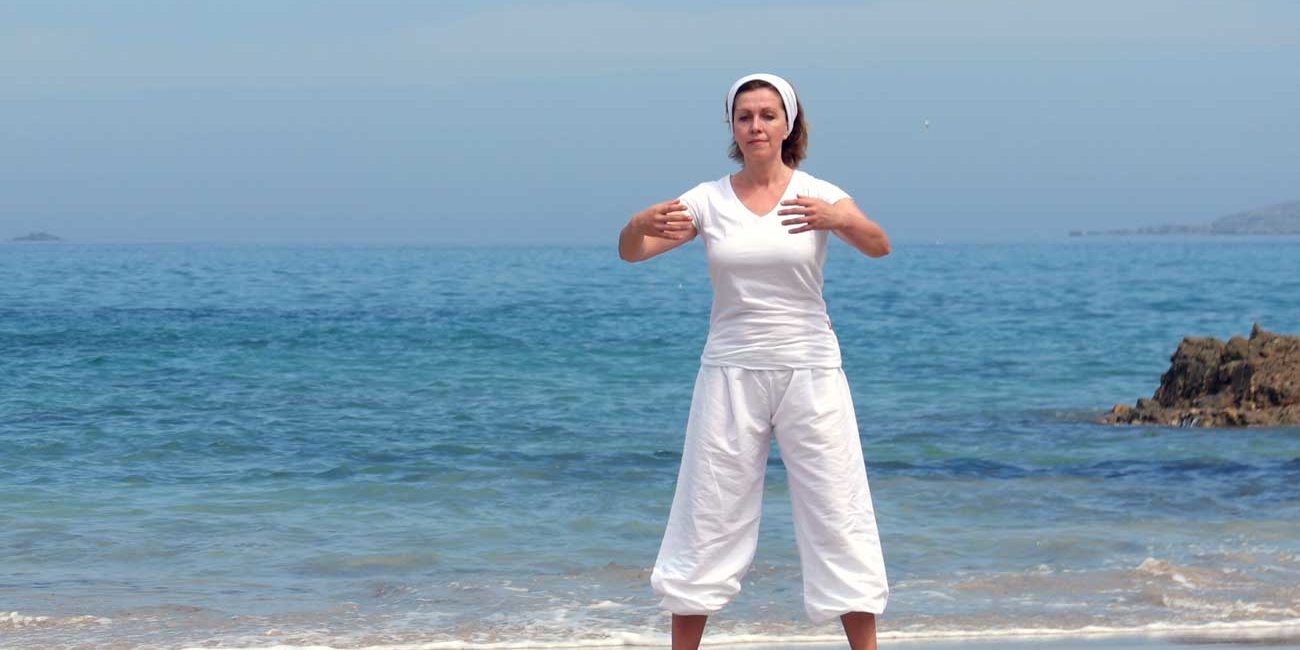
[
  {"left": 633, "top": 200, "right": 694, "bottom": 240},
  {"left": 619, "top": 199, "right": 697, "bottom": 262}
]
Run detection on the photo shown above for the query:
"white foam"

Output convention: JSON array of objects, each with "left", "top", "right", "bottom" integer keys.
[
  {"left": 0, "top": 611, "right": 50, "bottom": 628},
  {"left": 1160, "top": 595, "right": 1300, "bottom": 617},
  {"left": 1134, "top": 557, "right": 1177, "bottom": 576},
  {"left": 0, "top": 611, "right": 112, "bottom": 629},
  {"left": 1132, "top": 556, "right": 1233, "bottom": 587}
]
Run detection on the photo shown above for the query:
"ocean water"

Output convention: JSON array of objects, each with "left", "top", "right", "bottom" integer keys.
[{"left": 2, "top": 238, "right": 1299, "bottom": 649}]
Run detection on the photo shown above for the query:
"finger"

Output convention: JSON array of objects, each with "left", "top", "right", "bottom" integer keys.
[
  {"left": 657, "top": 220, "right": 692, "bottom": 232},
  {"left": 777, "top": 208, "right": 807, "bottom": 216},
  {"left": 788, "top": 225, "right": 814, "bottom": 234},
  {"left": 780, "top": 198, "right": 810, "bottom": 207},
  {"left": 661, "top": 200, "right": 685, "bottom": 211},
  {"left": 664, "top": 210, "right": 693, "bottom": 221},
  {"left": 780, "top": 217, "right": 806, "bottom": 226}
]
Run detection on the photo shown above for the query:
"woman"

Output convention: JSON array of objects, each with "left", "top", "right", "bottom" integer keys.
[{"left": 617, "top": 73, "right": 890, "bottom": 650}]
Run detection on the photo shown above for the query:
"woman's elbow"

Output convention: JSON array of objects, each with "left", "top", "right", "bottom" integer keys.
[
  {"left": 862, "top": 232, "right": 890, "bottom": 257},
  {"left": 850, "top": 216, "right": 890, "bottom": 257},
  {"left": 618, "top": 244, "right": 645, "bottom": 263}
]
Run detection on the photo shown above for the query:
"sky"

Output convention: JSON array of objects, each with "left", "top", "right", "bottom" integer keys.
[{"left": 2, "top": 0, "right": 1298, "bottom": 244}]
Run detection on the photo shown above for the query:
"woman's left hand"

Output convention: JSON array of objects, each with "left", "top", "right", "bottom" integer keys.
[{"left": 778, "top": 195, "right": 849, "bottom": 234}]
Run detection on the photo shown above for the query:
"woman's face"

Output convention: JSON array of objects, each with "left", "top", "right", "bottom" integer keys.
[{"left": 731, "top": 87, "right": 787, "bottom": 163}]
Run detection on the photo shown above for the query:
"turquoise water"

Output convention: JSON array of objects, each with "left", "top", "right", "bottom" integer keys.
[{"left": 2, "top": 239, "right": 1299, "bottom": 649}]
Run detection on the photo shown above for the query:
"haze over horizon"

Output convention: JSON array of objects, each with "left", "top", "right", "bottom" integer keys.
[{"left": 3, "top": 1, "right": 1298, "bottom": 245}]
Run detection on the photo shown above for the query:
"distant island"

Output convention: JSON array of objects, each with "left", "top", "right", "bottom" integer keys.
[
  {"left": 1070, "top": 199, "right": 1300, "bottom": 237},
  {"left": 10, "top": 231, "right": 63, "bottom": 242}
]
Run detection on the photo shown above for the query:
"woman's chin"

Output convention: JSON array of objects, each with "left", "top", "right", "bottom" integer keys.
[{"left": 742, "top": 149, "right": 781, "bottom": 165}]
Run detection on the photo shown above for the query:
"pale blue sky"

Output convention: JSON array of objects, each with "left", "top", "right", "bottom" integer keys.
[{"left": 2, "top": 0, "right": 1298, "bottom": 243}]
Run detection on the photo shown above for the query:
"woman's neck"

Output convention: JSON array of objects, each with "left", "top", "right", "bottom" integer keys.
[{"left": 735, "top": 158, "right": 792, "bottom": 189}]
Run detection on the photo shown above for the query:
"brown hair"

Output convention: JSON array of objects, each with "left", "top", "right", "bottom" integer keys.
[{"left": 727, "top": 79, "right": 808, "bottom": 168}]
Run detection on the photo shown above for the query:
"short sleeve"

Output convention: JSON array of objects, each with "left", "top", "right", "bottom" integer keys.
[
  {"left": 678, "top": 182, "right": 711, "bottom": 235},
  {"left": 805, "top": 175, "right": 851, "bottom": 205}
]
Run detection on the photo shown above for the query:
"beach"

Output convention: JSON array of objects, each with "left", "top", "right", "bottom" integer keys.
[{"left": 773, "top": 632, "right": 1300, "bottom": 650}]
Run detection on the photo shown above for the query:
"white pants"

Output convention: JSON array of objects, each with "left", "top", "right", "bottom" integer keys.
[{"left": 651, "top": 366, "right": 889, "bottom": 624}]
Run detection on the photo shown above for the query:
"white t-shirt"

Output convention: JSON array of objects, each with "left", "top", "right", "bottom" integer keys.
[{"left": 679, "top": 170, "right": 851, "bottom": 369}]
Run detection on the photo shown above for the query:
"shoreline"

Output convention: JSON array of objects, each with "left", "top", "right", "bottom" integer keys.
[
  {"left": 450, "top": 621, "right": 1300, "bottom": 650},
  {"left": 10, "top": 613, "right": 1300, "bottom": 649},
  {"left": 172, "top": 622, "right": 1300, "bottom": 650}
]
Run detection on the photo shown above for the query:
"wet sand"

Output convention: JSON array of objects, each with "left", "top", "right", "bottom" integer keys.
[{"left": 720, "top": 630, "right": 1300, "bottom": 650}]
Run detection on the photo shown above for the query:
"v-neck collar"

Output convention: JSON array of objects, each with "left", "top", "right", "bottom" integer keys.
[{"left": 727, "top": 170, "right": 797, "bottom": 219}]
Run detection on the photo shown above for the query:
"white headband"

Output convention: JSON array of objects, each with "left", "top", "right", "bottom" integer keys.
[{"left": 725, "top": 73, "right": 798, "bottom": 139}]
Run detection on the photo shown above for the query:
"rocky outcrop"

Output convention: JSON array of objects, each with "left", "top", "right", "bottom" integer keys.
[
  {"left": 1102, "top": 324, "right": 1300, "bottom": 427},
  {"left": 1070, "top": 199, "right": 1300, "bottom": 236}
]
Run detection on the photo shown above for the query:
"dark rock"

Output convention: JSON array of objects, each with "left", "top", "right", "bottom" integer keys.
[
  {"left": 1224, "top": 335, "right": 1249, "bottom": 362},
  {"left": 1152, "top": 336, "right": 1225, "bottom": 407},
  {"left": 1101, "top": 324, "right": 1300, "bottom": 427}
]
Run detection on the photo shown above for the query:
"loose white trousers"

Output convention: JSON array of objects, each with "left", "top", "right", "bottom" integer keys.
[{"left": 651, "top": 366, "right": 889, "bottom": 624}]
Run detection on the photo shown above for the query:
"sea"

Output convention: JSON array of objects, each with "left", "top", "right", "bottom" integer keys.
[{"left": 2, "top": 238, "right": 1299, "bottom": 650}]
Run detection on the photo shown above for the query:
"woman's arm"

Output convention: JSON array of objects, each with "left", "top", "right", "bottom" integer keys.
[
  {"left": 829, "top": 199, "right": 890, "bottom": 258},
  {"left": 618, "top": 199, "right": 698, "bottom": 263},
  {"left": 779, "top": 196, "right": 890, "bottom": 258}
]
